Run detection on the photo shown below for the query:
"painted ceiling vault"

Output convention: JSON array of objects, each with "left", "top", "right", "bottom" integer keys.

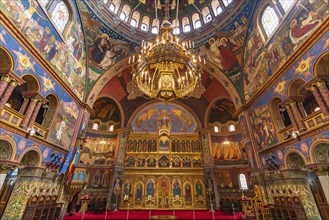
[
  {"left": 77, "top": 0, "right": 256, "bottom": 113},
  {"left": 71, "top": 0, "right": 328, "bottom": 127}
]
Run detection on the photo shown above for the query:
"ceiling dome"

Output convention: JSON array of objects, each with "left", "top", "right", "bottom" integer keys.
[{"left": 95, "top": 0, "right": 242, "bottom": 42}]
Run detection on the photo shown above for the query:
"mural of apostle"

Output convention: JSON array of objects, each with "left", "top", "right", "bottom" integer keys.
[
  {"left": 185, "top": 184, "right": 192, "bottom": 201},
  {"left": 195, "top": 180, "right": 203, "bottom": 200},
  {"left": 135, "top": 183, "right": 143, "bottom": 201},
  {"left": 91, "top": 33, "right": 111, "bottom": 63},
  {"left": 172, "top": 179, "right": 181, "bottom": 197},
  {"left": 146, "top": 180, "right": 155, "bottom": 198},
  {"left": 113, "top": 177, "right": 121, "bottom": 195},
  {"left": 123, "top": 180, "right": 132, "bottom": 200}
]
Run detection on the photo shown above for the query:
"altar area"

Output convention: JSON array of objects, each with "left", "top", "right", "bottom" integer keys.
[{"left": 64, "top": 210, "right": 242, "bottom": 220}]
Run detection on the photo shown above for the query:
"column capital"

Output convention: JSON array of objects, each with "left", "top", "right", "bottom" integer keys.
[
  {"left": 21, "top": 92, "right": 48, "bottom": 103},
  {"left": 0, "top": 74, "right": 11, "bottom": 83},
  {"left": 316, "top": 79, "right": 327, "bottom": 87}
]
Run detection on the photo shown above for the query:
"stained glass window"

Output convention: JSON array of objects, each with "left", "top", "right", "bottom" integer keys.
[
  {"left": 228, "top": 124, "right": 236, "bottom": 132},
  {"left": 109, "top": 3, "right": 115, "bottom": 12},
  {"left": 223, "top": 0, "right": 233, "bottom": 7},
  {"left": 202, "top": 7, "right": 212, "bottom": 23},
  {"left": 39, "top": 0, "right": 50, "bottom": 8},
  {"left": 239, "top": 174, "right": 248, "bottom": 190},
  {"left": 51, "top": 1, "right": 69, "bottom": 34},
  {"left": 192, "top": 13, "right": 201, "bottom": 29},
  {"left": 211, "top": 0, "right": 222, "bottom": 16},
  {"left": 141, "top": 16, "right": 150, "bottom": 31},
  {"left": 261, "top": 6, "right": 280, "bottom": 37},
  {"left": 151, "top": 26, "right": 158, "bottom": 34},
  {"left": 131, "top": 11, "right": 140, "bottom": 27},
  {"left": 278, "top": 0, "right": 295, "bottom": 12},
  {"left": 184, "top": 25, "right": 191, "bottom": 32},
  {"left": 172, "top": 19, "right": 180, "bottom": 35},
  {"left": 92, "top": 123, "right": 99, "bottom": 130},
  {"left": 120, "top": 4, "right": 131, "bottom": 22}
]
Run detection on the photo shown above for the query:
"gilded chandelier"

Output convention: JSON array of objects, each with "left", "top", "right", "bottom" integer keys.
[{"left": 128, "top": 20, "right": 205, "bottom": 101}]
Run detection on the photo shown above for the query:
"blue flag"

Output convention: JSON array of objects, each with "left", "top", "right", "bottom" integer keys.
[{"left": 58, "top": 146, "right": 73, "bottom": 175}]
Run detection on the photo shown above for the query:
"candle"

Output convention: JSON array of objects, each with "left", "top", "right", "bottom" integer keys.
[{"left": 128, "top": 56, "right": 131, "bottom": 64}]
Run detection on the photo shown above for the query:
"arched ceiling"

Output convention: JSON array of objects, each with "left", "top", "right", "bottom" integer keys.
[{"left": 76, "top": 0, "right": 257, "bottom": 116}]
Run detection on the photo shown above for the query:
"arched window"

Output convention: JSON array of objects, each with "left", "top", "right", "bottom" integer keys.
[
  {"left": 103, "top": 0, "right": 109, "bottom": 4},
  {"left": 261, "top": 6, "right": 280, "bottom": 38},
  {"left": 51, "top": 1, "right": 70, "bottom": 34},
  {"left": 172, "top": 19, "right": 180, "bottom": 35},
  {"left": 192, "top": 13, "right": 201, "bottom": 29},
  {"left": 109, "top": 124, "right": 114, "bottom": 131},
  {"left": 239, "top": 174, "right": 248, "bottom": 190},
  {"left": 202, "top": 7, "right": 212, "bottom": 23},
  {"left": 120, "top": 4, "right": 131, "bottom": 21},
  {"left": 151, "top": 19, "right": 160, "bottom": 34},
  {"left": 92, "top": 123, "right": 99, "bottom": 130},
  {"left": 109, "top": 0, "right": 121, "bottom": 14},
  {"left": 182, "top": 17, "right": 191, "bottom": 32},
  {"left": 214, "top": 125, "right": 220, "bottom": 133},
  {"left": 39, "top": 0, "right": 50, "bottom": 8},
  {"left": 141, "top": 16, "right": 150, "bottom": 31},
  {"left": 130, "top": 11, "right": 140, "bottom": 27},
  {"left": 228, "top": 124, "right": 236, "bottom": 132},
  {"left": 222, "top": 0, "right": 233, "bottom": 7},
  {"left": 211, "top": 0, "right": 222, "bottom": 16},
  {"left": 278, "top": 0, "right": 295, "bottom": 12}
]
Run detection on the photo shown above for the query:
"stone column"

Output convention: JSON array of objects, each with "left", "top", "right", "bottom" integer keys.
[
  {"left": 27, "top": 100, "right": 43, "bottom": 128},
  {"left": 19, "top": 97, "right": 30, "bottom": 114},
  {"left": 288, "top": 100, "right": 306, "bottom": 131},
  {"left": 0, "top": 80, "right": 17, "bottom": 112},
  {"left": 307, "top": 85, "right": 329, "bottom": 116},
  {"left": 316, "top": 80, "right": 329, "bottom": 110},
  {"left": 20, "top": 97, "right": 38, "bottom": 128},
  {"left": 0, "top": 74, "right": 11, "bottom": 98},
  {"left": 107, "top": 130, "right": 128, "bottom": 210},
  {"left": 200, "top": 130, "right": 220, "bottom": 209},
  {"left": 284, "top": 103, "right": 299, "bottom": 131},
  {"left": 297, "top": 101, "right": 307, "bottom": 118}
]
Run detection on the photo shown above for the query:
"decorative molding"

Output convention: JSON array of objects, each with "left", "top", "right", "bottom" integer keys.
[
  {"left": 258, "top": 122, "right": 329, "bottom": 155},
  {"left": 0, "top": 120, "right": 68, "bottom": 154}
]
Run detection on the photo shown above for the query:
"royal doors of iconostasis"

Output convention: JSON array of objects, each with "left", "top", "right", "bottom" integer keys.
[{"left": 120, "top": 103, "right": 207, "bottom": 210}]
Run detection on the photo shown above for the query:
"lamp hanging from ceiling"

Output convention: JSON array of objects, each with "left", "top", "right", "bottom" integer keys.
[{"left": 128, "top": 1, "right": 205, "bottom": 101}]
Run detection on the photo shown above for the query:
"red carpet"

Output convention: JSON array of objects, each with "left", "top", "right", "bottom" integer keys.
[{"left": 64, "top": 210, "right": 242, "bottom": 220}]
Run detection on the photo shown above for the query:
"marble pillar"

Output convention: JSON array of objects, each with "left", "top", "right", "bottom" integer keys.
[
  {"left": 289, "top": 100, "right": 306, "bottom": 131},
  {"left": 19, "top": 97, "right": 30, "bottom": 114},
  {"left": 27, "top": 100, "right": 43, "bottom": 128},
  {"left": 0, "top": 74, "right": 10, "bottom": 98},
  {"left": 308, "top": 85, "right": 329, "bottom": 116},
  {"left": 284, "top": 103, "right": 299, "bottom": 131},
  {"left": 0, "top": 80, "right": 17, "bottom": 112},
  {"left": 297, "top": 101, "right": 307, "bottom": 118},
  {"left": 316, "top": 80, "right": 329, "bottom": 110},
  {"left": 20, "top": 97, "right": 38, "bottom": 128}
]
